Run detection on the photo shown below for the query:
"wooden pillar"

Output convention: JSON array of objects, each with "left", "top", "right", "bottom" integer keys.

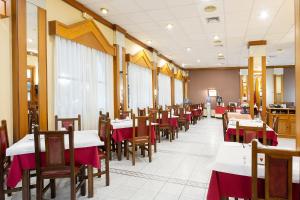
[
  {"left": 261, "top": 56, "right": 267, "bottom": 121},
  {"left": 122, "top": 47, "right": 128, "bottom": 110},
  {"left": 113, "top": 44, "right": 120, "bottom": 118},
  {"left": 248, "top": 57, "right": 254, "bottom": 119},
  {"left": 171, "top": 76, "right": 175, "bottom": 106},
  {"left": 11, "top": 0, "right": 28, "bottom": 142},
  {"left": 295, "top": 0, "right": 300, "bottom": 149},
  {"left": 37, "top": 8, "right": 48, "bottom": 130}
]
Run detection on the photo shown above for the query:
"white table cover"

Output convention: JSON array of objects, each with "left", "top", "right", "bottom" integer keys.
[
  {"left": 228, "top": 119, "right": 273, "bottom": 131},
  {"left": 6, "top": 130, "right": 103, "bottom": 157},
  {"left": 211, "top": 142, "right": 300, "bottom": 183},
  {"left": 111, "top": 119, "right": 158, "bottom": 130}
]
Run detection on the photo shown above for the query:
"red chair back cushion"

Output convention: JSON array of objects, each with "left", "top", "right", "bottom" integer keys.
[{"left": 268, "top": 157, "right": 288, "bottom": 198}]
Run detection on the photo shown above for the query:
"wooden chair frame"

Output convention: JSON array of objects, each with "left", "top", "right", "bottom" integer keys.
[
  {"left": 55, "top": 114, "right": 81, "bottom": 131},
  {"left": 120, "top": 109, "right": 133, "bottom": 119},
  {"left": 252, "top": 140, "right": 300, "bottom": 200},
  {"left": 159, "top": 110, "right": 174, "bottom": 142},
  {"left": 236, "top": 121, "right": 267, "bottom": 145}
]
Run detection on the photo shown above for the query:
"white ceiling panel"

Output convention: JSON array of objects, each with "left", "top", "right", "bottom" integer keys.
[{"left": 78, "top": 0, "right": 295, "bottom": 68}]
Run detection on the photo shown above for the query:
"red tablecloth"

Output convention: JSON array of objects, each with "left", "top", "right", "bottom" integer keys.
[
  {"left": 225, "top": 128, "right": 278, "bottom": 146},
  {"left": 112, "top": 126, "right": 156, "bottom": 144},
  {"left": 207, "top": 170, "right": 300, "bottom": 199},
  {"left": 7, "top": 146, "right": 100, "bottom": 188},
  {"left": 215, "top": 106, "right": 226, "bottom": 114}
]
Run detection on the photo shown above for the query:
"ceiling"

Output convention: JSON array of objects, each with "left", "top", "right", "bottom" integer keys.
[{"left": 78, "top": 0, "right": 295, "bottom": 68}]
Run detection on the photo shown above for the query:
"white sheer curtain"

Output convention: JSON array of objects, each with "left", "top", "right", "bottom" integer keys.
[
  {"left": 54, "top": 36, "right": 114, "bottom": 130},
  {"left": 128, "top": 63, "right": 152, "bottom": 111},
  {"left": 175, "top": 79, "right": 183, "bottom": 105},
  {"left": 158, "top": 74, "right": 171, "bottom": 107}
]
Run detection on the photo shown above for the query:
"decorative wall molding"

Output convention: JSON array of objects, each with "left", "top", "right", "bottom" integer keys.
[
  {"left": 158, "top": 63, "right": 174, "bottom": 77},
  {"left": 49, "top": 20, "right": 116, "bottom": 56},
  {"left": 126, "top": 49, "right": 153, "bottom": 70}
]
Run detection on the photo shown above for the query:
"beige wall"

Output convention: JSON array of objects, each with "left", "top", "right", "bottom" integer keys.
[
  {"left": 188, "top": 69, "right": 240, "bottom": 108},
  {"left": 0, "top": 18, "right": 13, "bottom": 144},
  {"left": 46, "top": 0, "right": 114, "bottom": 129}
]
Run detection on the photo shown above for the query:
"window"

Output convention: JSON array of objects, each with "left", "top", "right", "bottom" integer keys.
[
  {"left": 175, "top": 79, "right": 183, "bottom": 104},
  {"left": 158, "top": 74, "right": 171, "bottom": 106}
]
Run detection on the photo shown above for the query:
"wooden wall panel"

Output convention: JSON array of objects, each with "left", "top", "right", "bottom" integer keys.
[
  {"left": 295, "top": 0, "right": 300, "bottom": 149},
  {"left": 11, "top": 0, "right": 28, "bottom": 142},
  {"left": 38, "top": 8, "right": 48, "bottom": 131},
  {"left": 261, "top": 56, "right": 267, "bottom": 121},
  {"left": 248, "top": 57, "right": 254, "bottom": 119},
  {"left": 113, "top": 44, "right": 120, "bottom": 118}
]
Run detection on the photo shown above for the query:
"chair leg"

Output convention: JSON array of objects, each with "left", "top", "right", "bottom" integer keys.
[
  {"left": 127, "top": 143, "right": 130, "bottom": 160},
  {"left": 50, "top": 179, "right": 56, "bottom": 199},
  {"left": 132, "top": 144, "right": 136, "bottom": 166},
  {"left": 154, "top": 138, "right": 157, "bottom": 153},
  {"left": 36, "top": 177, "right": 43, "bottom": 200},
  {"left": 0, "top": 169, "right": 5, "bottom": 200},
  {"left": 80, "top": 167, "right": 86, "bottom": 196},
  {"left": 148, "top": 142, "right": 152, "bottom": 163},
  {"left": 124, "top": 141, "right": 128, "bottom": 157},
  {"left": 70, "top": 175, "right": 76, "bottom": 200},
  {"left": 105, "top": 157, "right": 110, "bottom": 186}
]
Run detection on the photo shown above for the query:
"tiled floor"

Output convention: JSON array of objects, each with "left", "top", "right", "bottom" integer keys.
[{"left": 9, "top": 117, "right": 296, "bottom": 200}]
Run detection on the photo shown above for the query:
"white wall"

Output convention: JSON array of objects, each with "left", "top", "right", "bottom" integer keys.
[
  {"left": 0, "top": 18, "right": 13, "bottom": 144},
  {"left": 266, "top": 69, "right": 274, "bottom": 106}
]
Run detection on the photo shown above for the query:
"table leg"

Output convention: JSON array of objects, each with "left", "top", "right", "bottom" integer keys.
[
  {"left": 87, "top": 165, "right": 94, "bottom": 198},
  {"left": 117, "top": 141, "right": 122, "bottom": 161},
  {"left": 22, "top": 169, "right": 30, "bottom": 200}
]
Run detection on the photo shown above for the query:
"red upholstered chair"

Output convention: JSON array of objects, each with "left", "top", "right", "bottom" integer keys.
[
  {"left": 95, "top": 115, "right": 110, "bottom": 186},
  {"left": 137, "top": 108, "right": 146, "bottom": 116},
  {"left": 34, "top": 126, "right": 86, "bottom": 200},
  {"left": 178, "top": 107, "right": 189, "bottom": 132},
  {"left": 236, "top": 121, "right": 267, "bottom": 145},
  {"left": 120, "top": 109, "right": 133, "bottom": 119},
  {"left": 126, "top": 115, "right": 152, "bottom": 166},
  {"left": 252, "top": 139, "right": 300, "bottom": 200},
  {"left": 159, "top": 110, "right": 174, "bottom": 142},
  {"left": 55, "top": 114, "right": 81, "bottom": 131}
]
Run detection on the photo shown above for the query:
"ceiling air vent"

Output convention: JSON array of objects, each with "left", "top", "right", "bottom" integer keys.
[{"left": 206, "top": 17, "right": 220, "bottom": 23}]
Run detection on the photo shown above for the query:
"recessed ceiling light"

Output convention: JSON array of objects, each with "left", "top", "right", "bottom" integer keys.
[
  {"left": 218, "top": 53, "right": 223, "bottom": 57},
  {"left": 186, "top": 47, "right": 192, "bottom": 52},
  {"left": 182, "top": 63, "right": 186, "bottom": 67},
  {"left": 259, "top": 10, "right": 268, "bottom": 20},
  {"left": 197, "top": 59, "right": 201, "bottom": 63},
  {"left": 166, "top": 24, "right": 173, "bottom": 30},
  {"left": 213, "top": 35, "right": 220, "bottom": 40},
  {"left": 27, "top": 38, "right": 33, "bottom": 43},
  {"left": 100, "top": 8, "right": 109, "bottom": 15},
  {"left": 204, "top": 5, "right": 217, "bottom": 13},
  {"left": 147, "top": 40, "right": 152, "bottom": 45}
]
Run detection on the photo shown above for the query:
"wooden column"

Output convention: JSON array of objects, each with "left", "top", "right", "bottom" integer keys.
[
  {"left": 38, "top": 8, "right": 48, "bottom": 130},
  {"left": 248, "top": 57, "right": 254, "bottom": 119},
  {"left": 11, "top": 0, "right": 28, "bottom": 142},
  {"left": 171, "top": 77, "right": 175, "bottom": 106},
  {"left": 113, "top": 44, "right": 120, "bottom": 118},
  {"left": 122, "top": 47, "right": 128, "bottom": 110},
  {"left": 261, "top": 56, "right": 267, "bottom": 121},
  {"left": 295, "top": 0, "right": 300, "bottom": 149}
]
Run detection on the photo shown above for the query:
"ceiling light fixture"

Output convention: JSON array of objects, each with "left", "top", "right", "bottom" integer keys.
[
  {"left": 100, "top": 8, "right": 109, "bottom": 15},
  {"left": 197, "top": 59, "right": 201, "bottom": 63},
  {"left": 259, "top": 10, "right": 268, "bottom": 20},
  {"left": 218, "top": 53, "right": 223, "bottom": 57},
  {"left": 277, "top": 48, "right": 284, "bottom": 53},
  {"left": 204, "top": 5, "right": 217, "bottom": 13},
  {"left": 186, "top": 47, "right": 191, "bottom": 52},
  {"left": 166, "top": 24, "right": 173, "bottom": 30},
  {"left": 213, "top": 35, "right": 220, "bottom": 40},
  {"left": 147, "top": 40, "right": 152, "bottom": 45}
]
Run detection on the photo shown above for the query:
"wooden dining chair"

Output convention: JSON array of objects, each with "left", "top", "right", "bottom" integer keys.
[
  {"left": 149, "top": 110, "right": 159, "bottom": 153},
  {"left": 55, "top": 114, "right": 81, "bottom": 131},
  {"left": 222, "top": 113, "right": 228, "bottom": 141},
  {"left": 99, "top": 111, "right": 109, "bottom": 120},
  {"left": 252, "top": 139, "right": 300, "bottom": 200},
  {"left": 236, "top": 121, "right": 267, "bottom": 145},
  {"left": 120, "top": 109, "right": 133, "bottom": 119},
  {"left": 159, "top": 110, "right": 174, "bottom": 142},
  {"left": 95, "top": 115, "right": 110, "bottom": 186},
  {"left": 0, "top": 120, "right": 24, "bottom": 199},
  {"left": 126, "top": 114, "right": 152, "bottom": 166},
  {"left": 137, "top": 108, "right": 146, "bottom": 116},
  {"left": 272, "top": 116, "right": 279, "bottom": 134},
  {"left": 28, "top": 106, "right": 39, "bottom": 134},
  {"left": 178, "top": 107, "right": 189, "bottom": 132},
  {"left": 34, "top": 126, "right": 86, "bottom": 200}
]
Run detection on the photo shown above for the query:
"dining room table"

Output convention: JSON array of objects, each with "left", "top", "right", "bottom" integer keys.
[
  {"left": 6, "top": 130, "right": 102, "bottom": 200},
  {"left": 225, "top": 119, "right": 278, "bottom": 146},
  {"left": 207, "top": 142, "right": 300, "bottom": 199},
  {"left": 111, "top": 118, "right": 156, "bottom": 161},
  {"left": 227, "top": 111, "right": 252, "bottom": 120}
]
